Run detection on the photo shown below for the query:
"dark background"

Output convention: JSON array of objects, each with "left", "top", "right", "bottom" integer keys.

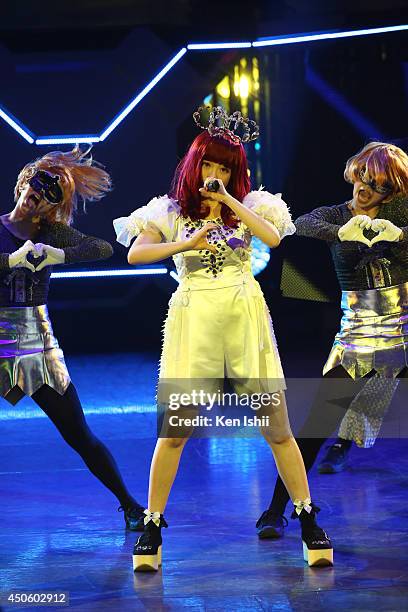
[{"left": 1, "top": 1, "right": 407, "bottom": 372}]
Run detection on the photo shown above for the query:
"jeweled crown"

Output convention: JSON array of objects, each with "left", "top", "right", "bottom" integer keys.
[{"left": 193, "top": 106, "right": 259, "bottom": 144}]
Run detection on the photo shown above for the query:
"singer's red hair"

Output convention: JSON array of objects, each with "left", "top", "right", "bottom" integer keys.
[
  {"left": 169, "top": 131, "right": 251, "bottom": 227},
  {"left": 14, "top": 145, "right": 112, "bottom": 225}
]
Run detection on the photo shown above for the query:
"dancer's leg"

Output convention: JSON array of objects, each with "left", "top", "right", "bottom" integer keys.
[
  {"left": 32, "top": 383, "right": 139, "bottom": 508},
  {"left": 259, "top": 392, "right": 333, "bottom": 565},
  {"left": 267, "top": 368, "right": 364, "bottom": 515}
]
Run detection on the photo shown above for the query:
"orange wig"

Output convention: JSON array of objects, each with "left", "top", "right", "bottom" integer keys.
[
  {"left": 344, "top": 142, "right": 408, "bottom": 198},
  {"left": 14, "top": 146, "right": 112, "bottom": 225}
]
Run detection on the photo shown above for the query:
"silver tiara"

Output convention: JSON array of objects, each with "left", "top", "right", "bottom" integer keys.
[{"left": 193, "top": 106, "right": 259, "bottom": 144}]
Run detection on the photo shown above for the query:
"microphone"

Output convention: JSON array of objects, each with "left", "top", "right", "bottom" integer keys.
[{"left": 206, "top": 179, "right": 220, "bottom": 192}]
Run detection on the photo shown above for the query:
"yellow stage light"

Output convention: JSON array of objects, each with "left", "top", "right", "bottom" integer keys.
[
  {"left": 233, "top": 66, "right": 240, "bottom": 96},
  {"left": 216, "top": 76, "right": 231, "bottom": 99},
  {"left": 239, "top": 75, "right": 250, "bottom": 99}
]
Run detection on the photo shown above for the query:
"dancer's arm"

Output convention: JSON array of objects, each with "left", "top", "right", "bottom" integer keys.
[
  {"left": 295, "top": 206, "right": 343, "bottom": 242},
  {"left": 41, "top": 223, "right": 113, "bottom": 264},
  {"left": 0, "top": 254, "right": 10, "bottom": 270},
  {"left": 297, "top": 207, "right": 408, "bottom": 246},
  {"left": 0, "top": 241, "right": 37, "bottom": 272}
]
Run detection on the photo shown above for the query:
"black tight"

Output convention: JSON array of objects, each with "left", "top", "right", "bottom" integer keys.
[
  {"left": 31, "top": 383, "right": 138, "bottom": 509},
  {"left": 268, "top": 367, "right": 407, "bottom": 515}
]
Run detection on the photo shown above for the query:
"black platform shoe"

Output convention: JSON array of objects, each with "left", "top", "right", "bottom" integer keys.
[
  {"left": 292, "top": 498, "right": 333, "bottom": 567},
  {"left": 118, "top": 503, "right": 145, "bottom": 531},
  {"left": 133, "top": 510, "right": 168, "bottom": 572},
  {"left": 256, "top": 509, "right": 288, "bottom": 539}
]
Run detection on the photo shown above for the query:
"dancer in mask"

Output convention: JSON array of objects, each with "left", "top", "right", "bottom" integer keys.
[
  {"left": 1, "top": 147, "right": 144, "bottom": 529},
  {"left": 256, "top": 142, "right": 408, "bottom": 539}
]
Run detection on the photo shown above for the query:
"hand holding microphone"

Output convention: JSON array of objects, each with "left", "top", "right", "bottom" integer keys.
[
  {"left": 199, "top": 177, "right": 228, "bottom": 201},
  {"left": 205, "top": 179, "right": 221, "bottom": 192}
]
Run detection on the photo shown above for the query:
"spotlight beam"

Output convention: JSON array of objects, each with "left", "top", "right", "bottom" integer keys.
[{"left": 306, "top": 66, "right": 384, "bottom": 138}]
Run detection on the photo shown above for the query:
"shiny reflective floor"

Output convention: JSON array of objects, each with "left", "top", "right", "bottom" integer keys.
[{"left": 1, "top": 353, "right": 407, "bottom": 611}]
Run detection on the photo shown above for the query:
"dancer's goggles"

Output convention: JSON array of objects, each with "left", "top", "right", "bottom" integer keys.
[
  {"left": 358, "top": 168, "right": 392, "bottom": 196},
  {"left": 28, "top": 170, "right": 64, "bottom": 205}
]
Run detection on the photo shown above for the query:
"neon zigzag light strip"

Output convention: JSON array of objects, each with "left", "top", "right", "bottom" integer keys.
[
  {"left": 0, "top": 24, "right": 406, "bottom": 145},
  {"left": 50, "top": 268, "right": 168, "bottom": 279},
  {"left": 0, "top": 107, "right": 34, "bottom": 144}
]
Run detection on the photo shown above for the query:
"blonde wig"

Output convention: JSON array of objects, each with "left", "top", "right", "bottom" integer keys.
[
  {"left": 14, "top": 146, "right": 112, "bottom": 225},
  {"left": 344, "top": 142, "right": 408, "bottom": 197}
]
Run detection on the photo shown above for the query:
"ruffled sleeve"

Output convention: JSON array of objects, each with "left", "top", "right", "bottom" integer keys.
[
  {"left": 242, "top": 188, "right": 296, "bottom": 239},
  {"left": 113, "top": 195, "right": 180, "bottom": 247}
]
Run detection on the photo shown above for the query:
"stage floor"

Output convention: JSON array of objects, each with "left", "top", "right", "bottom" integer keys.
[{"left": 1, "top": 354, "right": 407, "bottom": 611}]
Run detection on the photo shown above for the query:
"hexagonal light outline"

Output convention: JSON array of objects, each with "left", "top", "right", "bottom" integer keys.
[{"left": 0, "top": 23, "right": 406, "bottom": 145}]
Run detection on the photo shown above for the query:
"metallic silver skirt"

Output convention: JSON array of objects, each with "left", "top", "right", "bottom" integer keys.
[
  {"left": 0, "top": 305, "right": 70, "bottom": 405},
  {"left": 324, "top": 281, "right": 408, "bottom": 379}
]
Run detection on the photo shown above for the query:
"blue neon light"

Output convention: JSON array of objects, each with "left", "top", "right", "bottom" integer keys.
[
  {"left": 99, "top": 47, "right": 187, "bottom": 141},
  {"left": 0, "top": 106, "right": 34, "bottom": 143},
  {"left": 36, "top": 135, "right": 100, "bottom": 145},
  {"left": 0, "top": 24, "right": 406, "bottom": 145},
  {"left": 253, "top": 24, "right": 408, "bottom": 47},
  {"left": 169, "top": 270, "right": 180, "bottom": 283},
  {"left": 188, "top": 42, "right": 252, "bottom": 50},
  {"left": 50, "top": 268, "right": 168, "bottom": 279}
]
